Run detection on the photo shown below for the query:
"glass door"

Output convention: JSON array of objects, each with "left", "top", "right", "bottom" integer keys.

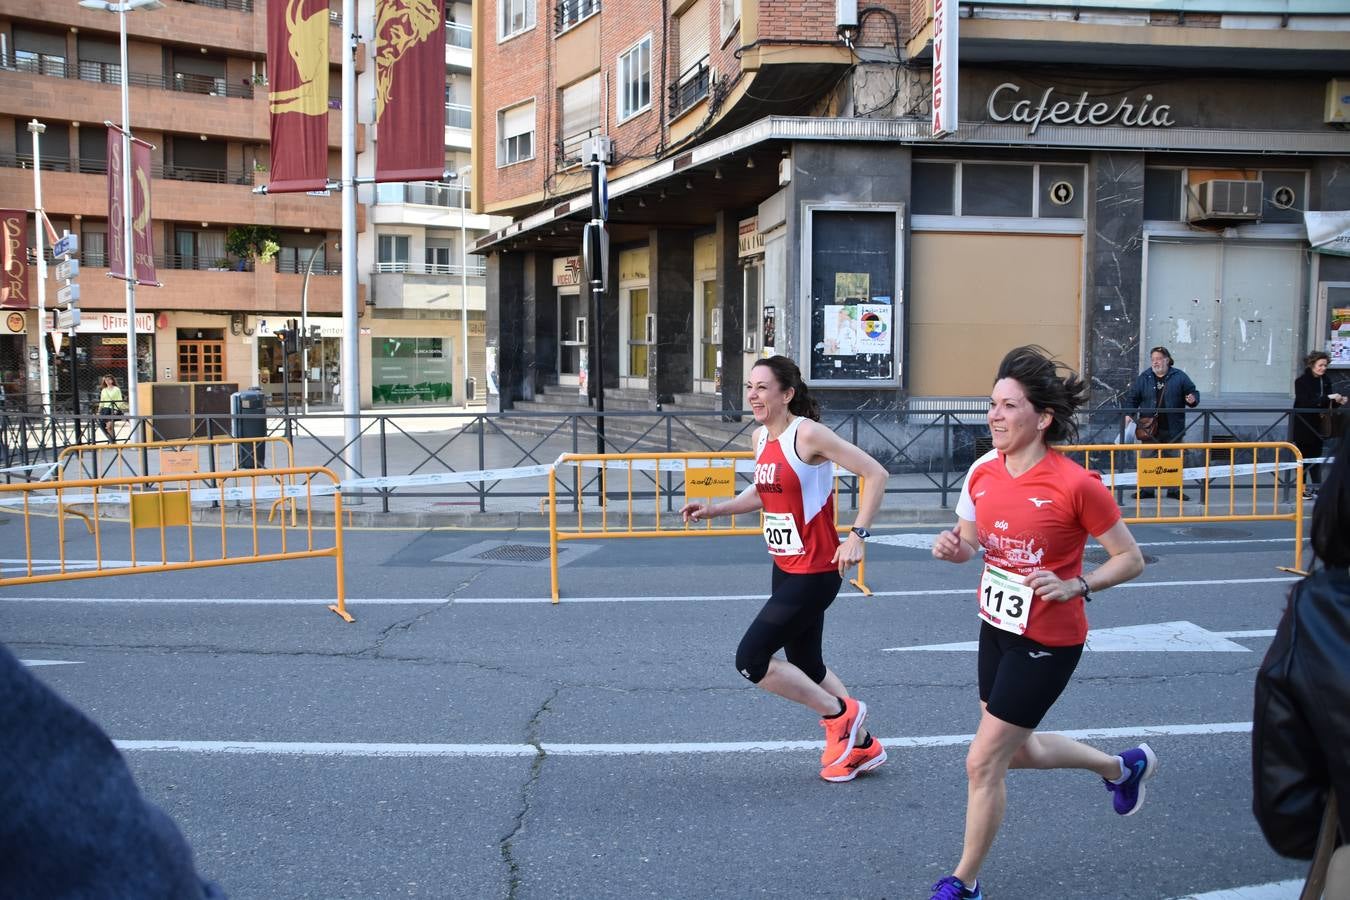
[
  {"left": 557, "top": 290, "right": 584, "bottom": 384},
  {"left": 696, "top": 279, "right": 717, "bottom": 391},
  {"left": 621, "top": 286, "right": 649, "bottom": 388}
]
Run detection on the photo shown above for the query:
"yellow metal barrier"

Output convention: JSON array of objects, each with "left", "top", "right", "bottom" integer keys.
[
  {"left": 0, "top": 465, "right": 352, "bottom": 622},
  {"left": 1057, "top": 441, "right": 1306, "bottom": 572},
  {"left": 547, "top": 452, "right": 871, "bottom": 603},
  {"left": 56, "top": 435, "right": 299, "bottom": 531}
]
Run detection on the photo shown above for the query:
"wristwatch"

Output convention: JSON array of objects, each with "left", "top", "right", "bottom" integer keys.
[{"left": 850, "top": 526, "right": 871, "bottom": 541}]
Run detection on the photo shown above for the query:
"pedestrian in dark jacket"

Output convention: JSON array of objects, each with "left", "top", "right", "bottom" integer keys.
[
  {"left": 1290, "top": 350, "right": 1347, "bottom": 500},
  {"left": 0, "top": 642, "right": 226, "bottom": 899},
  {"left": 1252, "top": 442, "right": 1350, "bottom": 862},
  {"left": 1124, "top": 346, "right": 1199, "bottom": 499}
]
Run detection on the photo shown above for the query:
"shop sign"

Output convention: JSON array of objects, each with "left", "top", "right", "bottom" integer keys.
[
  {"left": 74, "top": 312, "right": 156, "bottom": 334},
  {"left": 6, "top": 311, "right": 25, "bottom": 334},
  {"left": 256, "top": 317, "right": 344, "bottom": 338},
  {"left": 987, "top": 83, "right": 1175, "bottom": 136},
  {"left": 931, "top": 0, "right": 958, "bottom": 137},
  {"left": 468, "top": 321, "right": 486, "bottom": 337},
  {"left": 738, "top": 217, "right": 764, "bottom": 258},
  {"left": 552, "top": 255, "right": 582, "bottom": 287}
]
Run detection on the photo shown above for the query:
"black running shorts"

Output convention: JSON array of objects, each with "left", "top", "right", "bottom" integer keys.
[{"left": 977, "top": 620, "right": 1084, "bottom": 729}]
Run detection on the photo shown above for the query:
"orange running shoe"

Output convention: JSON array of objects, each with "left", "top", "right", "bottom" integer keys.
[
  {"left": 820, "top": 697, "right": 866, "bottom": 767},
  {"left": 820, "top": 737, "right": 887, "bottom": 782}
]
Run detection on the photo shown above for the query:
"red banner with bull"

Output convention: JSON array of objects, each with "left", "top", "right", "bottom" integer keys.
[
  {"left": 373, "top": 0, "right": 444, "bottom": 183},
  {"left": 0, "top": 209, "right": 29, "bottom": 310},
  {"left": 267, "top": 0, "right": 331, "bottom": 193}
]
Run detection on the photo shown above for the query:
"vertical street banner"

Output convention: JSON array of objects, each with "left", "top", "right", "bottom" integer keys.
[
  {"left": 930, "top": 0, "right": 958, "bottom": 138},
  {"left": 107, "top": 126, "right": 127, "bottom": 278},
  {"left": 373, "top": 0, "right": 444, "bottom": 183},
  {"left": 267, "top": 0, "right": 331, "bottom": 193},
  {"left": 106, "top": 130, "right": 160, "bottom": 284},
  {"left": 0, "top": 209, "right": 29, "bottom": 310},
  {"left": 130, "top": 141, "right": 157, "bottom": 284}
]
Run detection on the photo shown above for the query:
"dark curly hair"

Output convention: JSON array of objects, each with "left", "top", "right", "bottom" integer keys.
[
  {"left": 994, "top": 345, "right": 1089, "bottom": 443},
  {"left": 751, "top": 356, "right": 820, "bottom": 421}
]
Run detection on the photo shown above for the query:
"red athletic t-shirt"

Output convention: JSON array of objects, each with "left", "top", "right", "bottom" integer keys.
[
  {"left": 754, "top": 417, "right": 839, "bottom": 574},
  {"left": 955, "top": 448, "right": 1121, "bottom": 646}
]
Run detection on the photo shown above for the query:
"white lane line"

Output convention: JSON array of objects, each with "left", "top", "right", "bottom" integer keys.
[
  {"left": 0, "top": 575, "right": 1300, "bottom": 605},
  {"left": 1170, "top": 881, "right": 1302, "bottom": 900},
  {"left": 20, "top": 659, "right": 83, "bottom": 667},
  {"left": 114, "top": 720, "right": 1252, "bottom": 758}
]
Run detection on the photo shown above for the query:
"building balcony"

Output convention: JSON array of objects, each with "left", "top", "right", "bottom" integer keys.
[
  {"left": 372, "top": 181, "right": 491, "bottom": 229},
  {"left": 0, "top": 161, "right": 350, "bottom": 232},
  {"left": 446, "top": 22, "right": 472, "bottom": 70},
  {"left": 35, "top": 258, "right": 350, "bottom": 315},
  {"left": 370, "top": 264, "right": 485, "bottom": 313},
  {"left": 0, "top": 57, "right": 360, "bottom": 148}
]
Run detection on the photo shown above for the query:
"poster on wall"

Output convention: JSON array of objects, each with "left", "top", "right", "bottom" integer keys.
[
  {"left": 1331, "top": 307, "right": 1350, "bottom": 366},
  {"left": 807, "top": 209, "right": 899, "bottom": 384},
  {"left": 762, "top": 307, "right": 776, "bottom": 355},
  {"left": 485, "top": 345, "right": 499, "bottom": 395}
]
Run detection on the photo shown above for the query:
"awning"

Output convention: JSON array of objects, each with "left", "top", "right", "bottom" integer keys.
[{"left": 1305, "top": 210, "right": 1350, "bottom": 256}]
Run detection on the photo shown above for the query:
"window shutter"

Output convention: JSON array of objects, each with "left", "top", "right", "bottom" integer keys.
[
  {"left": 502, "top": 102, "right": 535, "bottom": 139},
  {"left": 677, "top": 0, "right": 709, "bottom": 77},
  {"left": 561, "top": 75, "right": 601, "bottom": 138}
]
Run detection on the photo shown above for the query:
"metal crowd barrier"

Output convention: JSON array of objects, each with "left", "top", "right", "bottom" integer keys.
[
  {"left": 547, "top": 451, "right": 871, "bottom": 602},
  {"left": 0, "top": 465, "right": 352, "bottom": 622},
  {"left": 1058, "top": 441, "right": 1306, "bottom": 572},
  {"left": 55, "top": 435, "right": 299, "bottom": 532}
]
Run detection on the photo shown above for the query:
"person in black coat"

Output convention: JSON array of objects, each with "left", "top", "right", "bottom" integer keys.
[
  {"left": 0, "top": 642, "right": 226, "bottom": 899},
  {"left": 1252, "top": 440, "right": 1350, "bottom": 863},
  {"left": 1124, "top": 346, "right": 1199, "bottom": 500},
  {"left": 1290, "top": 350, "right": 1347, "bottom": 500}
]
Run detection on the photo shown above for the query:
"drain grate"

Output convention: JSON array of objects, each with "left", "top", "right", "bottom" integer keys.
[{"left": 472, "top": 543, "right": 553, "bottom": 563}]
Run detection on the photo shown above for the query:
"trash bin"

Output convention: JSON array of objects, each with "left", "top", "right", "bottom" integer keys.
[
  {"left": 230, "top": 387, "right": 267, "bottom": 468},
  {"left": 465, "top": 376, "right": 476, "bottom": 403}
]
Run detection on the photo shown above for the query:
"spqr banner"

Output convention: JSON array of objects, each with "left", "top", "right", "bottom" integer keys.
[{"left": 373, "top": 0, "right": 444, "bottom": 183}]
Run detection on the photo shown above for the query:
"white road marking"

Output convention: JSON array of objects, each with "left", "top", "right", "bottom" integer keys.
[
  {"left": 884, "top": 621, "right": 1278, "bottom": 653},
  {"left": 0, "top": 575, "right": 1300, "bottom": 605},
  {"left": 1170, "top": 881, "right": 1302, "bottom": 900},
  {"left": 20, "top": 659, "right": 82, "bottom": 667},
  {"left": 113, "top": 720, "right": 1252, "bottom": 758}
]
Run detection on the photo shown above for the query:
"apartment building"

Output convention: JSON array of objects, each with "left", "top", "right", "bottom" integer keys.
[
  {"left": 472, "top": 0, "right": 1350, "bottom": 417},
  {"left": 0, "top": 0, "right": 501, "bottom": 411}
]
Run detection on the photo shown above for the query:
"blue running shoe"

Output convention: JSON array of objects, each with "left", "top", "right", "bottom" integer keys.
[
  {"left": 1104, "top": 742, "right": 1158, "bottom": 816},
  {"left": 930, "top": 876, "right": 982, "bottom": 900}
]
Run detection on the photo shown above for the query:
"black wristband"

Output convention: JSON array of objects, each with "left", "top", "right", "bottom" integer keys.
[{"left": 1077, "top": 575, "right": 1092, "bottom": 602}]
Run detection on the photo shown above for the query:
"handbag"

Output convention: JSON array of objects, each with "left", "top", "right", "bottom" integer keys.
[
  {"left": 1135, "top": 416, "right": 1159, "bottom": 442},
  {"left": 1319, "top": 412, "right": 1335, "bottom": 440},
  {"left": 1300, "top": 793, "right": 1342, "bottom": 900}
]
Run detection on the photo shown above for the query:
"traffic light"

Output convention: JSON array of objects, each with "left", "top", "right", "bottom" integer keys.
[{"left": 276, "top": 329, "right": 298, "bottom": 354}]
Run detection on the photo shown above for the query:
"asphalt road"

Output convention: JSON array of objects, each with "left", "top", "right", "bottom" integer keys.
[{"left": 0, "top": 514, "right": 1312, "bottom": 900}]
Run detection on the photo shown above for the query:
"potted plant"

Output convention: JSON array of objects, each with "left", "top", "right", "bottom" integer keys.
[{"left": 226, "top": 225, "right": 281, "bottom": 267}]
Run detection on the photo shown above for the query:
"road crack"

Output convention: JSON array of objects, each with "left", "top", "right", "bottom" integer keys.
[{"left": 501, "top": 685, "right": 558, "bottom": 900}]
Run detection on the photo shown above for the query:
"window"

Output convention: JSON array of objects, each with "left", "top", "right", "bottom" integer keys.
[
  {"left": 913, "top": 160, "right": 1085, "bottom": 219},
  {"left": 618, "top": 36, "right": 651, "bottom": 122},
  {"left": 378, "top": 234, "right": 410, "bottom": 272},
  {"left": 499, "top": 0, "right": 535, "bottom": 40},
  {"left": 720, "top": 0, "right": 739, "bottom": 40},
  {"left": 672, "top": 0, "right": 710, "bottom": 116},
  {"left": 559, "top": 74, "right": 602, "bottom": 163},
  {"left": 498, "top": 101, "right": 535, "bottom": 166},
  {"left": 425, "top": 241, "right": 452, "bottom": 274},
  {"left": 555, "top": 0, "right": 599, "bottom": 33},
  {"left": 81, "top": 229, "right": 108, "bottom": 268}
]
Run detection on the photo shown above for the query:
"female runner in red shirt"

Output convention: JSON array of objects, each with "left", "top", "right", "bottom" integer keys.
[
  {"left": 928, "top": 346, "right": 1150, "bottom": 900},
  {"left": 680, "top": 356, "right": 889, "bottom": 783}
]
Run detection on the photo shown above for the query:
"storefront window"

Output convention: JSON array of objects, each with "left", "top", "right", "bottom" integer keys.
[{"left": 372, "top": 336, "right": 453, "bottom": 405}]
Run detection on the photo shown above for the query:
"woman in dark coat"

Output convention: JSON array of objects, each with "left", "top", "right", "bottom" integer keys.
[{"left": 1290, "top": 351, "right": 1346, "bottom": 500}]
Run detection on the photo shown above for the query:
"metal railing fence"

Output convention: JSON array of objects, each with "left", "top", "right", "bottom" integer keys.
[{"left": 0, "top": 406, "right": 1339, "bottom": 517}]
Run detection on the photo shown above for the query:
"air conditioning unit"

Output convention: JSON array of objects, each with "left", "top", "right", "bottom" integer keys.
[
  {"left": 1325, "top": 79, "right": 1350, "bottom": 124},
  {"left": 1189, "top": 179, "right": 1263, "bottom": 223}
]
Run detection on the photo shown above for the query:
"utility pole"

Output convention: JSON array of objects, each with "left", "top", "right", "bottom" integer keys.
[{"left": 581, "top": 138, "right": 610, "bottom": 455}]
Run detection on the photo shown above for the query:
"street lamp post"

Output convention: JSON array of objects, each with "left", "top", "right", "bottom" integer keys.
[
  {"left": 77, "top": 0, "right": 163, "bottom": 434},
  {"left": 27, "top": 120, "right": 52, "bottom": 416},
  {"left": 454, "top": 165, "right": 472, "bottom": 409},
  {"left": 300, "top": 241, "right": 325, "bottom": 414}
]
